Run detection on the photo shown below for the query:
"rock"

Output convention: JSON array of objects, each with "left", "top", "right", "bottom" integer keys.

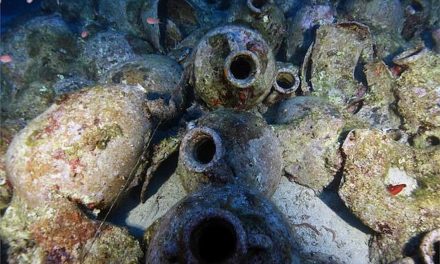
[
  {"left": 393, "top": 48, "right": 440, "bottom": 134},
  {"left": 0, "top": 155, "right": 12, "bottom": 211},
  {"left": 411, "top": 128, "right": 440, "bottom": 149},
  {"left": 81, "top": 30, "right": 138, "bottom": 80},
  {"left": 266, "top": 96, "right": 345, "bottom": 192},
  {"left": 0, "top": 119, "right": 24, "bottom": 211},
  {"left": 354, "top": 61, "right": 401, "bottom": 130},
  {"left": 52, "top": 75, "right": 94, "bottom": 96},
  {"left": 125, "top": 171, "right": 186, "bottom": 235},
  {"left": 142, "top": 0, "right": 224, "bottom": 53},
  {"left": 303, "top": 22, "right": 374, "bottom": 107},
  {"left": 284, "top": 4, "right": 336, "bottom": 62},
  {"left": 0, "top": 196, "right": 143, "bottom": 264},
  {"left": 98, "top": 0, "right": 145, "bottom": 38},
  {"left": 339, "top": 129, "right": 440, "bottom": 262},
  {"left": 419, "top": 228, "right": 440, "bottom": 264},
  {"left": 6, "top": 84, "right": 150, "bottom": 209},
  {"left": 400, "top": 0, "right": 436, "bottom": 41},
  {"left": 0, "top": 15, "right": 81, "bottom": 120},
  {"left": 274, "top": 0, "right": 303, "bottom": 15},
  {"left": 3, "top": 81, "right": 55, "bottom": 120},
  {"left": 340, "top": 0, "right": 406, "bottom": 58},
  {"left": 228, "top": 0, "right": 287, "bottom": 54},
  {"left": 102, "top": 55, "right": 185, "bottom": 122}
]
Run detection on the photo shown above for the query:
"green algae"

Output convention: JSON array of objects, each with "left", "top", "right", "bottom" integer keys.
[
  {"left": 87, "top": 124, "right": 124, "bottom": 150},
  {"left": 25, "top": 128, "right": 45, "bottom": 147},
  {"left": 339, "top": 129, "right": 440, "bottom": 262},
  {"left": 308, "top": 22, "right": 374, "bottom": 106},
  {"left": 395, "top": 50, "right": 440, "bottom": 134}
]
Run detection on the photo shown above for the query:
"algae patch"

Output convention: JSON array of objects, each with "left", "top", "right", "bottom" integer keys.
[{"left": 85, "top": 124, "right": 124, "bottom": 150}]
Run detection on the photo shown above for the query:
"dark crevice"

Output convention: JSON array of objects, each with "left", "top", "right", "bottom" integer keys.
[
  {"left": 351, "top": 56, "right": 368, "bottom": 114},
  {"left": 291, "top": 24, "right": 319, "bottom": 66},
  {"left": 157, "top": 0, "right": 168, "bottom": 51},
  {"left": 390, "top": 88, "right": 406, "bottom": 130},
  {"left": 410, "top": 1, "right": 424, "bottom": 12},
  {"left": 403, "top": 232, "right": 426, "bottom": 259},
  {"left": 325, "top": 130, "right": 348, "bottom": 192},
  {"left": 434, "top": 241, "right": 440, "bottom": 264},
  {"left": 353, "top": 59, "right": 368, "bottom": 88},
  {"left": 299, "top": 25, "right": 319, "bottom": 92},
  {"left": 383, "top": 47, "right": 405, "bottom": 66},
  {"left": 251, "top": 0, "right": 267, "bottom": 9},
  {"left": 206, "top": 0, "right": 231, "bottom": 11},
  {"left": 387, "top": 129, "right": 403, "bottom": 142},
  {"left": 0, "top": 242, "right": 9, "bottom": 264},
  {"left": 320, "top": 132, "right": 374, "bottom": 234},
  {"left": 142, "top": 150, "right": 179, "bottom": 202},
  {"left": 158, "top": 0, "right": 198, "bottom": 51},
  {"left": 426, "top": 136, "right": 440, "bottom": 146},
  {"left": 347, "top": 99, "right": 364, "bottom": 114}
]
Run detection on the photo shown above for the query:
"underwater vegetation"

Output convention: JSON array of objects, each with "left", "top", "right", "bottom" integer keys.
[{"left": 0, "top": 0, "right": 439, "bottom": 263}]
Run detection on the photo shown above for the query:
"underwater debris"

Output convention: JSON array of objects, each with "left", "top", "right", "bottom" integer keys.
[
  {"left": 265, "top": 96, "right": 345, "bottom": 192},
  {"left": 178, "top": 109, "right": 282, "bottom": 196},
  {"left": 284, "top": 4, "right": 336, "bottom": 62},
  {"left": 145, "top": 185, "right": 299, "bottom": 263},
  {"left": 228, "top": 0, "right": 287, "bottom": 53},
  {"left": 264, "top": 61, "right": 301, "bottom": 105},
  {"left": 0, "top": 15, "right": 81, "bottom": 120},
  {"left": 393, "top": 47, "right": 440, "bottom": 134},
  {"left": 0, "top": 196, "right": 143, "bottom": 264},
  {"left": 81, "top": 30, "right": 140, "bottom": 80},
  {"left": 6, "top": 85, "right": 150, "bottom": 209},
  {"left": 1, "top": 84, "right": 153, "bottom": 262},
  {"left": 1, "top": 1, "right": 440, "bottom": 263},
  {"left": 339, "top": 129, "right": 440, "bottom": 262},
  {"left": 191, "top": 25, "right": 276, "bottom": 110},
  {"left": 303, "top": 22, "right": 375, "bottom": 107},
  {"left": 103, "top": 54, "right": 185, "bottom": 122},
  {"left": 354, "top": 60, "right": 401, "bottom": 130},
  {"left": 340, "top": 0, "right": 407, "bottom": 58}
]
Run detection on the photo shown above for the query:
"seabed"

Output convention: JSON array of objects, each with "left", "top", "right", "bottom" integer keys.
[{"left": 0, "top": 0, "right": 439, "bottom": 263}]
